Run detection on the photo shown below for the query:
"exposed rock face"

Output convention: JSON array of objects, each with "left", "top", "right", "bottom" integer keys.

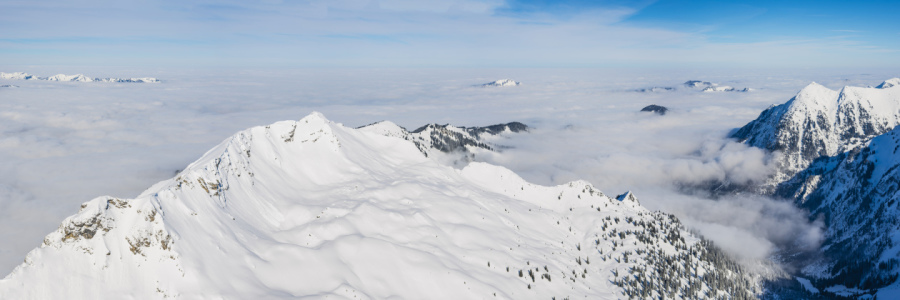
[{"left": 640, "top": 105, "right": 669, "bottom": 115}]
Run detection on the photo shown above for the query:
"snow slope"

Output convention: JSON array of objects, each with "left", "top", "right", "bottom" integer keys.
[
  {"left": 877, "top": 78, "right": 900, "bottom": 89},
  {"left": 775, "top": 125, "right": 900, "bottom": 298},
  {"left": 1, "top": 112, "right": 756, "bottom": 299},
  {"left": 732, "top": 81, "right": 900, "bottom": 184},
  {"left": 358, "top": 120, "right": 527, "bottom": 160}
]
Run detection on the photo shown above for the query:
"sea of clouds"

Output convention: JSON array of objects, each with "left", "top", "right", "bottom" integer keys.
[{"left": 0, "top": 66, "right": 894, "bottom": 276}]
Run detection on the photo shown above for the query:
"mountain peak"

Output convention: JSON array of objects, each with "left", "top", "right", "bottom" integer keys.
[
  {"left": 876, "top": 78, "right": 900, "bottom": 89},
  {"left": 299, "top": 111, "right": 330, "bottom": 124},
  {"left": 47, "top": 74, "right": 94, "bottom": 82},
  {"left": 0, "top": 72, "right": 37, "bottom": 80},
  {"left": 1, "top": 71, "right": 159, "bottom": 83},
  {"left": 793, "top": 81, "right": 836, "bottom": 103},
  {"left": 481, "top": 79, "right": 520, "bottom": 87},
  {"left": 356, "top": 120, "right": 411, "bottom": 141},
  {"left": 732, "top": 80, "right": 900, "bottom": 185}
]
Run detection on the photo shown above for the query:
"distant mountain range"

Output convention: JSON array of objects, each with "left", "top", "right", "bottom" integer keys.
[
  {"left": 634, "top": 80, "right": 753, "bottom": 93},
  {"left": 481, "top": 79, "right": 520, "bottom": 87},
  {"left": 0, "top": 72, "right": 159, "bottom": 83}
]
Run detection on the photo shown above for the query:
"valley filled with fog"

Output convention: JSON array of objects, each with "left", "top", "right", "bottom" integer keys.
[{"left": 1, "top": 67, "right": 893, "bottom": 278}]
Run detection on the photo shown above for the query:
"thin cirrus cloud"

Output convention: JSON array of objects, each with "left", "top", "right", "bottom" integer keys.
[{"left": 0, "top": 0, "right": 897, "bottom": 68}]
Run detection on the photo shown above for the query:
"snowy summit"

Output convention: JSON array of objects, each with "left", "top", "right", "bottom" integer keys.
[{"left": 732, "top": 80, "right": 900, "bottom": 183}]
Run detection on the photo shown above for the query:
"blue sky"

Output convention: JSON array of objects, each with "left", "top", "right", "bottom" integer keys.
[{"left": 0, "top": 0, "right": 896, "bottom": 68}]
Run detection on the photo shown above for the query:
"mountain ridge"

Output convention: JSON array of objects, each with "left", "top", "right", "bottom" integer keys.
[
  {"left": 731, "top": 81, "right": 900, "bottom": 185},
  {"left": 1, "top": 112, "right": 758, "bottom": 299}
]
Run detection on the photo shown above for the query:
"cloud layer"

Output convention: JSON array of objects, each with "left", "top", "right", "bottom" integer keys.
[{"left": 0, "top": 67, "right": 895, "bottom": 275}]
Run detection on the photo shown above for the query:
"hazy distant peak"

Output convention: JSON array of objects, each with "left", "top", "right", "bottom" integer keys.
[
  {"left": 640, "top": 104, "right": 668, "bottom": 115},
  {"left": 0, "top": 71, "right": 159, "bottom": 83},
  {"left": 46, "top": 74, "right": 94, "bottom": 82},
  {"left": 683, "top": 80, "right": 713, "bottom": 88},
  {"left": 0, "top": 72, "right": 38, "bottom": 80},
  {"left": 481, "top": 79, "right": 520, "bottom": 87},
  {"left": 701, "top": 86, "right": 734, "bottom": 92}
]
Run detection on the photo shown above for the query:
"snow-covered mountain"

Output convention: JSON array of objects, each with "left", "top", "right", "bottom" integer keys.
[
  {"left": 729, "top": 79, "right": 900, "bottom": 298},
  {"left": 731, "top": 82, "right": 900, "bottom": 184},
  {"left": 358, "top": 120, "right": 527, "bottom": 159},
  {"left": 682, "top": 80, "right": 752, "bottom": 92},
  {"left": 0, "top": 72, "right": 159, "bottom": 83},
  {"left": 877, "top": 78, "right": 900, "bottom": 89},
  {"left": 0, "top": 112, "right": 757, "bottom": 299},
  {"left": 702, "top": 86, "right": 736, "bottom": 92},
  {"left": 0, "top": 72, "right": 38, "bottom": 80},
  {"left": 46, "top": 74, "right": 97, "bottom": 82},
  {"left": 633, "top": 80, "right": 751, "bottom": 93},
  {"left": 481, "top": 79, "right": 520, "bottom": 87},
  {"left": 633, "top": 87, "right": 676, "bottom": 92},
  {"left": 776, "top": 125, "right": 900, "bottom": 299},
  {"left": 702, "top": 86, "right": 752, "bottom": 93}
]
